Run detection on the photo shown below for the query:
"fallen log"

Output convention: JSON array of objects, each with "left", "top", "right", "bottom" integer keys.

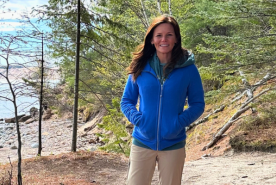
[
  {"left": 186, "top": 105, "right": 225, "bottom": 131},
  {"left": 202, "top": 88, "right": 271, "bottom": 151}
]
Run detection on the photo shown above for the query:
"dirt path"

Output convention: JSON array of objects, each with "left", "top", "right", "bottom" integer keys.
[
  {"left": 90, "top": 151, "right": 276, "bottom": 185},
  {"left": 179, "top": 152, "right": 276, "bottom": 185},
  {"left": 1, "top": 149, "right": 276, "bottom": 184}
]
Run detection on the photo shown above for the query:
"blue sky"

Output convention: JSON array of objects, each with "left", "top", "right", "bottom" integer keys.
[
  {"left": 0, "top": 0, "right": 56, "bottom": 67},
  {"left": 0, "top": 0, "right": 50, "bottom": 33}
]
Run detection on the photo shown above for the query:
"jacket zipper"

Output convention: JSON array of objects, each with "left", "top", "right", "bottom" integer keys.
[
  {"left": 144, "top": 70, "right": 163, "bottom": 150},
  {"left": 143, "top": 68, "right": 174, "bottom": 150},
  {"left": 157, "top": 84, "right": 163, "bottom": 150}
]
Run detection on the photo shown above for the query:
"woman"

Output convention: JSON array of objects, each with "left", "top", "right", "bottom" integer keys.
[{"left": 121, "top": 15, "right": 205, "bottom": 185}]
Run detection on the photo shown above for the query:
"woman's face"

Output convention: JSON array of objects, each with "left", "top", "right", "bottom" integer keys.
[{"left": 151, "top": 23, "right": 177, "bottom": 57}]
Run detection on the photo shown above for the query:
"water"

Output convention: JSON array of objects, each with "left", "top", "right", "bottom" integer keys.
[{"left": 0, "top": 81, "right": 39, "bottom": 119}]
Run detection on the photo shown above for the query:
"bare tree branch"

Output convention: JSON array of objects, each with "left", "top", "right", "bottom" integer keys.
[
  {"left": 186, "top": 105, "right": 225, "bottom": 131},
  {"left": 202, "top": 88, "right": 271, "bottom": 151}
]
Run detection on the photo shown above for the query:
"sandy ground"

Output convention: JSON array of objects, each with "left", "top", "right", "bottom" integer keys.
[
  {"left": 179, "top": 152, "right": 276, "bottom": 185},
  {"left": 1, "top": 148, "right": 276, "bottom": 184},
  {"left": 93, "top": 151, "right": 276, "bottom": 185}
]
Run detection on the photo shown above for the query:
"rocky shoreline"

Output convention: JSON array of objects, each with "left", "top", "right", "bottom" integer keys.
[{"left": 0, "top": 114, "right": 104, "bottom": 164}]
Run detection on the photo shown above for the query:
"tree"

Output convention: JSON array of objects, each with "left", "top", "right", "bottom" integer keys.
[
  {"left": 0, "top": 35, "right": 30, "bottom": 185},
  {"left": 72, "top": 0, "right": 81, "bottom": 152}
]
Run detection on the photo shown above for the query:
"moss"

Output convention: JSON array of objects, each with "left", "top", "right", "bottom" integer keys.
[{"left": 230, "top": 136, "right": 276, "bottom": 153}]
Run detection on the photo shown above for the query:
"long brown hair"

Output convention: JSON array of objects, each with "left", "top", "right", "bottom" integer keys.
[{"left": 127, "top": 15, "right": 189, "bottom": 81}]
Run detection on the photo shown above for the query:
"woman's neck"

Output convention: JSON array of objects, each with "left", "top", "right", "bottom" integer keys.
[{"left": 156, "top": 52, "right": 172, "bottom": 64}]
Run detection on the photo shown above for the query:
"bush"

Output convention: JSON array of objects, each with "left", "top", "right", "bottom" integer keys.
[{"left": 98, "top": 98, "right": 131, "bottom": 156}]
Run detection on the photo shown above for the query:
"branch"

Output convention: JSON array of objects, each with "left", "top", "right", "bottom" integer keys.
[
  {"left": 240, "top": 88, "right": 271, "bottom": 109},
  {"left": 186, "top": 105, "right": 225, "bottom": 131},
  {"left": 231, "top": 91, "right": 246, "bottom": 104},
  {"left": 0, "top": 95, "right": 14, "bottom": 102},
  {"left": 79, "top": 79, "right": 108, "bottom": 112},
  {"left": 202, "top": 105, "right": 251, "bottom": 151},
  {"left": 202, "top": 88, "right": 272, "bottom": 151},
  {"left": 81, "top": 35, "right": 125, "bottom": 56}
]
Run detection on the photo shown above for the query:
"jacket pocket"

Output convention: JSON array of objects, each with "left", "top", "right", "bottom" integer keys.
[
  {"left": 161, "top": 116, "right": 184, "bottom": 140},
  {"left": 137, "top": 114, "right": 155, "bottom": 141}
]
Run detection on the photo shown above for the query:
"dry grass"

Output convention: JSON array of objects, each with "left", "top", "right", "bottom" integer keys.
[
  {"left": 185, "top": 78, "right": 276, "bottom": 161},
  {"left": 0, "top": 151, "right": 128, "bottom": 185}
]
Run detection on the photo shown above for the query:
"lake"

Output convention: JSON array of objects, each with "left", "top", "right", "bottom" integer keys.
[{"left": 0, "top": 81, "right": 40, "bottom": 119}]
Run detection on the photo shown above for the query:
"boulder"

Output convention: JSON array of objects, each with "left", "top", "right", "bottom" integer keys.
[
  {"left": 5, "top": 114, "right": 25, "bottom": 123},
  {"left": 31, "top": 143, "right": 39, "bottom": 148},
  {"left": 11, "top": 146, "right": 17, "bottom": 150},
  {"left": 42, "top": 109, "right": 53, "bottom": 120},
  {"left": 25, "top": 118, "right": 36, "bottom": 124},
  {"left": 19, "top": 115, "right": 32, "bottom": 122},
  {"left": 30, "top": 107, "right": 38, "bottom": 118}
]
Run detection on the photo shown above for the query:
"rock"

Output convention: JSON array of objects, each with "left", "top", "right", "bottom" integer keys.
[
  {"left": 42, "top": 109, "right": 53, "bottom": 120},
  {"left": 19, "top": 115, "right": 32, "bottom": 122},
  {"left": 25, "top": 118, "right": 36, "bottom": 124},
  {"left": 201, "top": 154, "right": 211, "bottom": 159},
  {"left": 42, "top": 132, "right": 49, "bottom": 136},
  {"left": 88, "top": 139, "right": 96, "bottom": 144},
  {"left": 0, "top": 118, "right": 3, "bottom": 121},
  {"left": 120, "top": 136, "right": 131, "bottom": 142},
  {"left": 30, "top": 107, "right": 38, "bottom": 118},
  {"left": 0, "top": 145, "right": 3, "bottom": 148},
  {"left": 105, "top": 131, "right": 113, "bottom": 136},
  {"left": 11, "top": 146, "right": 17, "bottom": 149},
  {"left": 31, "top": 143, "right": 39, "bottom": 148},
  {"left": 126, "top": 123, "right": 134, "bottom": 129},
  {"left": 4, "top": 126, "right": 13, "bottom": 130},
  {"left": 90, "top": 146, "right": 97, "bottom": 152},
  {"left": 81, "top": 133, "right": 87, "bottom": 137},
  {"left": 5, "top": 114, "right": 25, "bottom": 123},
  {"left": 56, "top": 131, "right": 62, "bottom": 136}
]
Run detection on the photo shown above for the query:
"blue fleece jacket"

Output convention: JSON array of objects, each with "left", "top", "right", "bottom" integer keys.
[{"left": 120, "top": 55, "right": 205, "bottom": 150}]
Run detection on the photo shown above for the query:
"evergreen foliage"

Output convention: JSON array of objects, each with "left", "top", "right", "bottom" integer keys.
[{"left": 33, "top": 0, "right": 276, "bottom": 155}]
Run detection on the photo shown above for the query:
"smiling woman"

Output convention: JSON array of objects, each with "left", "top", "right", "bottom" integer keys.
[{"left": 120, "top": 15, "right": 205, "bottom": 185}]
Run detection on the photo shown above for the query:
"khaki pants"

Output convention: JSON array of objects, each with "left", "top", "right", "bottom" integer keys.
[{"left": 126, "top": 145, "right": 186, "bottom": 185}]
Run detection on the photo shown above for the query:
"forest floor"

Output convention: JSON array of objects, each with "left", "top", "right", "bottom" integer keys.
[{"left": 0, "top": 150, "right": 276, "bottom": 185}]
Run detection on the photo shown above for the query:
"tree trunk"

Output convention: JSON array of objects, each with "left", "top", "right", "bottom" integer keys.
[
  {"left": 14, "top": 103, "right": 23, "bottom": 185},
  {"left": 157, "top": 0, "right": 163, "bottom": 14},
  {"left": 168, "top": 0, "right": 172, "bottom": 15},
  {"left": 38, "top": 32, "right": 44, "bottom": 156},
  {"left": 140, "top": 0, "right": 149, "bottom": 27},
  {"left": 72, "top": 0, "right": 81, "bottom": 152}
]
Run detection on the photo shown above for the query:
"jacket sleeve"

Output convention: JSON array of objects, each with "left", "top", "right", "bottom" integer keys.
[
  {"left": 178, "top": 65, "right": 205, "bottom": 127},
  {"left": 120, "top": 75, "right": 142, "bottom": 126}
]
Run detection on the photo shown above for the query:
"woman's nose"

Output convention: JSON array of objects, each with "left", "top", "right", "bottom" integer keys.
[{"left": 161, "top": 36, "right": 167, "bottom": 41}]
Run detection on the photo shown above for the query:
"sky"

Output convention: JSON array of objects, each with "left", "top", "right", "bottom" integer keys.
[
  {"left": 0, "top": 0, "right": 49, "bottom": 33},
  {"left": 0, "top": 0, "right": 56, "bottom": 67}
]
